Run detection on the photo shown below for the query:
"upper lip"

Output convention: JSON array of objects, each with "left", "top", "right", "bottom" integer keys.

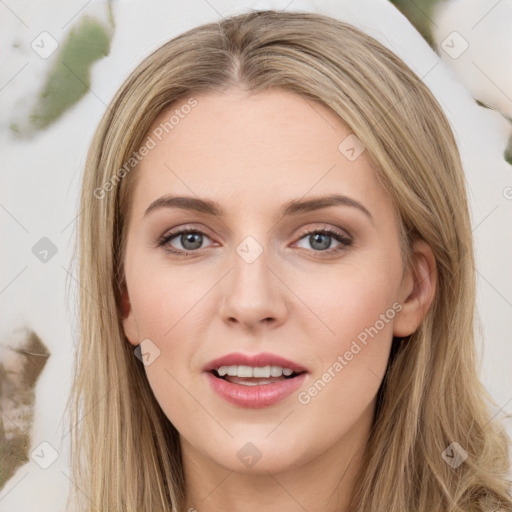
[{"left": 203, "top": 352, "right": 308, "bottom": 373}]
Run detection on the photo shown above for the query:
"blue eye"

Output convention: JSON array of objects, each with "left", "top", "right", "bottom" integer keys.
[
  {"left": 295, "top": 228, "right": 352, "bottom": 255},
  {"left": 157, "top": 226, "right": 352, "bottom": 257},
  {"left": 158, "top": 228, "right": 213, "bottom": 255}
]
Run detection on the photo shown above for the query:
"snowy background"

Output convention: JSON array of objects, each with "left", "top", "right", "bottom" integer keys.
[{"left": 0, "top": 0, "right": 511, "bottom": 509}]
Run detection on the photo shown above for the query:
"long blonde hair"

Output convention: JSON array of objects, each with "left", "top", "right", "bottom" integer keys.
[{"left": 67, "top": 10, "right": 512, "bottom": 511}]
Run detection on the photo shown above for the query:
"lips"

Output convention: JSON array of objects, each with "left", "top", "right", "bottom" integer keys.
[
  {"left": 203, "top": 352, "right": 308, "bottom": 408},
  {"left": 203, "top": 352, "right": 308, "bottom": 373}
]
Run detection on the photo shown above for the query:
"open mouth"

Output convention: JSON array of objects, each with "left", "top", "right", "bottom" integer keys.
[
  {"left": 210, "top": 366, "right": 305, "bottom": 386},
  {"left": 205, "top": 361, "right": 308, "bottom": 407}
]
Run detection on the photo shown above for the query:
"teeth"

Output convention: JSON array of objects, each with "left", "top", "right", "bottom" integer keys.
[
  {"left": 253, "top": 366, "right": 270, "bottom": 378},
  {"left": 237, "top": 365, "right": 253, "bottom": 378},
  {"left": 270, "top": 365, "right": 283, "bottom": 377},
  {"left": 217, "top": 367, "right": 229, "bottom": 377},
  {"left": 215, "top": 365, "right": 296, "bottom": 378}
]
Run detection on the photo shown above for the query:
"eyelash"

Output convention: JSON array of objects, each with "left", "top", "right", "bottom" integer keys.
[{"left": 157, "top": 225, "right": 353, "bottom": 258}]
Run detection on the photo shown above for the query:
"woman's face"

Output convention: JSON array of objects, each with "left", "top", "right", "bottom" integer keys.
[{"left": 121, "top": 88, "right": 426, "bottom": 476}]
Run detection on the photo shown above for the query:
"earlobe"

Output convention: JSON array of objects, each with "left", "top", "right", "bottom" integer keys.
[
  {"left": 120, "top": 284, "right": 139, "bottom": 346},
  {"left": 120, "top": 284, "right": 131, "bottom": 318},
  {"left": 393, "top": 239, "right": 437, "bottom": 338}
]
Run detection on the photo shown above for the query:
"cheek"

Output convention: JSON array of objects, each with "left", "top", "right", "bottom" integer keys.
[
  {"left": 129, "top": 260, "right": 214, "bottom": 341},
  {"left": 126, "top": 258, "right": 218, "bottom": 398},
  {"left": 292, "top": 257, "right": 401, "bottom": 406},
  {"left": 128, "top": 267, "right": 211, "bottom": 427},
  {"left": 296, "top": 256, "right": 401, "bottom": 346}
]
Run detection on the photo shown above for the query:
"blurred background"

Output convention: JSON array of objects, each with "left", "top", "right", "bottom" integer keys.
[
  {"left": 1, "top": 0, "right": 511, "bottom": 510},
  {"left": 390, "top": 0, "right": 512, "bottom": 161}
]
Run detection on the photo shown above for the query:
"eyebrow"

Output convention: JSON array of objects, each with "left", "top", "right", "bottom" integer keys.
[{"left": 143, "top": 193, "right": 373, "bottom": 223}]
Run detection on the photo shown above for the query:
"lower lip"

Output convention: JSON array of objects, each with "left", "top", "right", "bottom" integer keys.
[{"left": 205, "top": 371, "right": 307, "bottom": 408}]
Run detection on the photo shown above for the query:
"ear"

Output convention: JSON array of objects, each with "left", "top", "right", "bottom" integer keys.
[
  {"left": 393, "top": 239, "right": 437, "bottom": 337},
  {"left": 120, "top": 282, "right": 139, "bottom": 347}
]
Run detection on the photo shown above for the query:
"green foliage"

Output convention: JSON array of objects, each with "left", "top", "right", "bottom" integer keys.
[
  {"left": 389, "top": 0, "right": 439, "bottom": 47},
  {"left": 505, "top": 135, "right": 512, "bottom": 164},
  {"left": 30, "top": 16, "right": 111, "bottom": 130},
  {"left": 476, "top": 100, "right": 512, "bottom": 166}
]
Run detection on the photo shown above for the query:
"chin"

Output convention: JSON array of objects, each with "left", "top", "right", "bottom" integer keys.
[
  {"left": 198, "top": 431, "right": 313, "bottom": 475},
  {"left": 215, "top": 448, "right": 303, "bottom": 475}
]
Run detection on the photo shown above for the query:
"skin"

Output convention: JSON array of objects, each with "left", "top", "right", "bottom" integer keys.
[{"left": 121, "top": 87, "right": 436, "bottom": 512}]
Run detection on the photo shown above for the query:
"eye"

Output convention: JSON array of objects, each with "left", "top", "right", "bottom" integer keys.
[
  {"left": 294, "top": 227, "right": 352, "bottom": 256},
  {"left": 157, "top": 227, "right": 214, "bottom": 255},
  {"left": 157, "top": 225, "right": 352, "bottom": 257}
]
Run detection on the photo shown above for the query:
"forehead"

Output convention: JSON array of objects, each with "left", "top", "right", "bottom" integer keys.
[{"left": 130, "top": 88, "right": 387, "bottom": 217}]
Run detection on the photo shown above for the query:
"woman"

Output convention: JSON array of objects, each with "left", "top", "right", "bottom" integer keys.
[{"left": 67, "top": 9, "right": 512, "bottom": 511}]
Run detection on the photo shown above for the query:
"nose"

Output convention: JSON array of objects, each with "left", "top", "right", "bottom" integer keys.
[{"left": 217, "top": 239, "right": 289, "bottom": 330}]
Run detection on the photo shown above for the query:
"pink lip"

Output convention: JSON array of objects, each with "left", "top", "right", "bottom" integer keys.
[
  {"left": 205, "top": 371, "right": 307, "bottom": 408},
  {"left": 203, "top": 351, "right": 308, "bottom": 373},
  {"left": 203, "top": 351, "right": 308, "bottom": 408}
]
